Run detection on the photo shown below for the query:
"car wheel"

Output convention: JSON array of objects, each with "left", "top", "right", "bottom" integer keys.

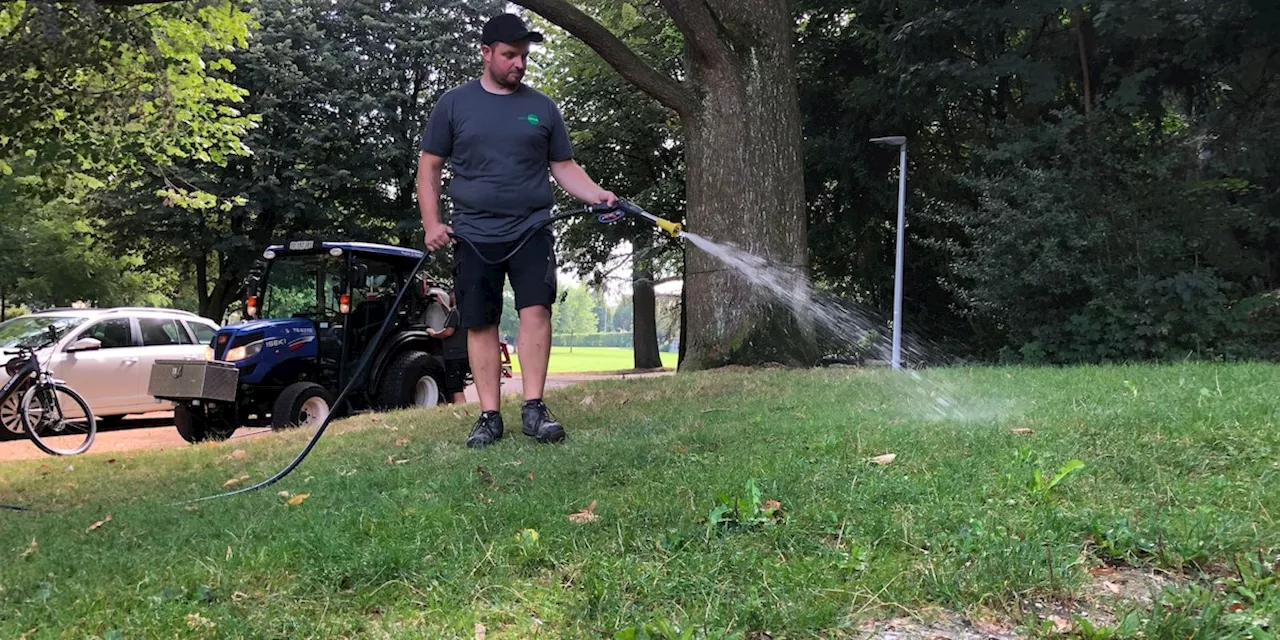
[
  {"left": 376, "top": 351, "right": 445, "bottom": 410},
  {"left": 174, "top": 404, "right": 238, "bottom": 443},
  {"left": 0, "top": 390, "right": 26, "bottom": 440},
  {"left": 271, "top": 382, "right": 334, "bottom": 431}
]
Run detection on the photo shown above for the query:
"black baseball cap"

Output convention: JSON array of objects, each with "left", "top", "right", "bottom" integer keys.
[{"left": 481, "top": 13, "right": 544, "bottom": 45}]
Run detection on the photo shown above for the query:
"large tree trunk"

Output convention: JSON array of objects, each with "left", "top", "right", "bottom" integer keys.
[
  {"left": 631, "top": 242, "right": 663, "bottom": 370},
  {"left": 518, "top": 0, "right": 811, "bottom": 370},
  {"left": 675, "top": 1, "right": 811, "bottom": 369}
]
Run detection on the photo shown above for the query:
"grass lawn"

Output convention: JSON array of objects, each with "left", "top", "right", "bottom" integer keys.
[
  {"left": 510, "top": 346, "right": 678, "bottom": 374},
  {"left": 1, "top": 363, "right": 1277, "bottom": 638}
]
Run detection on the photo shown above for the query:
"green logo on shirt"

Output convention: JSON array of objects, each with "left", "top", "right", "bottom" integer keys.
[{"left": 523, "top": 113, "right": 540, "bottom": 126}]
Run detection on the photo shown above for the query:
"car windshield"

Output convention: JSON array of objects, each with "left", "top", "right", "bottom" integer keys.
[
  {"left": 262, "top": 254, "right": 346, "bottom": 319},
  {"left": 0, "top": 316, "right": 88, "bottom": 350}
]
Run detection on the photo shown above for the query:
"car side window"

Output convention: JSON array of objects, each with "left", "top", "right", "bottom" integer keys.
[
  {"left": 81, "top": 319, "right": 133, "bottom": 349},
  {"left": 139, "top": 318, "right": 193, "bottom": 346},
  {"left": 186, "top": 321, "right": 217, "bottom": 345}
]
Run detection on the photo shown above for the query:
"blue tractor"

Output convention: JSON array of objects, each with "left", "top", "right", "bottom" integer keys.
[{"left": 150, "top": 240, "right": 453, "bottom": 443}]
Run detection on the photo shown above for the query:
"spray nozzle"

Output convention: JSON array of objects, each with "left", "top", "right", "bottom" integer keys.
[{"left": 654, "top": 217, "right": 683, "bottom": 238}]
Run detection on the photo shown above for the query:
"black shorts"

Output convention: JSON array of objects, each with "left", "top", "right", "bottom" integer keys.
[
  {"left": 453, "top": 227, "right": 557, "bottom": 328},
  {"left": 444, "top": 357, "right": 470, "bottom": 394}
]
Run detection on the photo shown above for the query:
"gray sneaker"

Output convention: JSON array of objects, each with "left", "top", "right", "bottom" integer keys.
[
  {"left": 466, "top": 411, "right": 504, "bottom": 448},
  {"left": 521, "top": 400, "right": 566, "bottom": 443}
]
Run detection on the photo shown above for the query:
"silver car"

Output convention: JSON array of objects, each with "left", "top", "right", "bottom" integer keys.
[{"left": 0, "top": 308, "right": 218, "bottom": 438}]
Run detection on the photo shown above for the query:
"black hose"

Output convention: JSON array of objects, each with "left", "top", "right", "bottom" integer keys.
[{"left": 171, "top": 203, "right": 627, "bottom": 506}]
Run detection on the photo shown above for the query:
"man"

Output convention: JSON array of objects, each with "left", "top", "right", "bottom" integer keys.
[{"left": 417, "top": 13, "right": 616, "bottom": 448}]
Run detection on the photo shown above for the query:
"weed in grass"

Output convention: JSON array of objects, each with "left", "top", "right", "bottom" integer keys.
[
  {"left": 1000, "top": 447, "right": 1087, "bottom": 503},
  {"left": 705, "top": 478, "right": 784, "bottom": 535},
  {"left": 614, "top": 616, "right": 746, "bottom": 640}
]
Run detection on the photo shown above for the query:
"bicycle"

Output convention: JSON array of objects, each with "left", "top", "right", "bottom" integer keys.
[{"left": 1, "top": 340, "right": 96, "bottom": 456}]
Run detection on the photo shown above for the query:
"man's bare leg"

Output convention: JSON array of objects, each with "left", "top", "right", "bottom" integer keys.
[
  {"left": 517, "top": 304, "right": 565, "bottom": 442},
  {"left": 517, "top": 305, "right": 552, "bottom": 400},
  {"left": 468, "top": 325, "right": 502, "bottom": 412}
]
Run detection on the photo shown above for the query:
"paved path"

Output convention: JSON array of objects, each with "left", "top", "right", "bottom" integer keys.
[{"left": 0, "top": 370, "right": 672, "bottom": 463}]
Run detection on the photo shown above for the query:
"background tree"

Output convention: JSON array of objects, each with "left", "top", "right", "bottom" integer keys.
[
  {"left": 0, "top": 0, "right": 254, "bottom": 197},
  {"left": 96, "top": 0, "right": 502, "bottom": 321}
]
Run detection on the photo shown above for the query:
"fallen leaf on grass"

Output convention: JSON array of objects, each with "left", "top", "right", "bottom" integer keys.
[
  {"left": 1010, "top": 428, "right": 1034, "bottom": 435},
  {"left": 1102, "top": 581, "right": 1121, "bottom": 595},
  {"left": 1047, "top": 615, "right": 1072, "bottom": 633},
  {"left": 223, "top": 474, "right": 250, "bottom": 487},
  {"left": 869, "top": 453, "right": 897, "bottom": 465},
  {"left": 475, "top": 466, "right": 494, "bottom": 487},
  {"left": 1229, "top": 603, "right": 1246, "bottom": 613},
  {"left": 501, "top": 460, "right": 522, "bottom": 467},
  {"left": 474, "top": 622, "right": 486, "bottom": 640},
  {"left": 223, "top": 449, "right": 247, "bottom": 460},
  {"left": 186, "top": 613, "right": 216, "bottom": 630},
  {"left": 568, "top": 500, "right": 599, "bottom": 524},
  {"left": 386, "top": 456, "right": 409, "bottom": 465},
  {"left": 528, "top": 472, "right": 535, "bottom": 481},
  {"left": 19, "top": 539, "right": 37, "bottom": 559},
  {"left": 580, "top": 395, "right": 594, "bottom": 406},
  {"left": 87, "top": 515, "right": 112, "bottom": 532},
  {"left": 278, "top": 491, "right": 291, "bottom": 498},
  {"left": 395, "top": 439, "right": 409, "bottom": 447},
  {"left": 286, "top": 493, "right": 310, "bottom": 506},
  {"left": 184, "top": 505, "right": 199, "bottom": 513},
  {"left": 762, "top": 499, "right": 782, "bottom": 512}
]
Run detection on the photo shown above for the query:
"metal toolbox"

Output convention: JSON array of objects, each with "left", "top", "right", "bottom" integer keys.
[{"left": 148, "top": 359, "right": 239, "bottom": 403}]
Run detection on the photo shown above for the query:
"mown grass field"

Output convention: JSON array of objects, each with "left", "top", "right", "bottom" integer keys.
[
  {"left": 510, "top": 346, "right": 678, "bottom": 374},
  {"left": 0, "top": 363, "right": 1276, "bottom": 638}
]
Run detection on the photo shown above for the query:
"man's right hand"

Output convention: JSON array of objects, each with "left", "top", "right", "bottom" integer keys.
[{"left": 424, "top": 223, "right": 453, "bottom": 252}]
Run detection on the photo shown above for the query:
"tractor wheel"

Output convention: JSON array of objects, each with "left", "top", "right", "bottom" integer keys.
[
  {"left": 174, "top": 404, "right": 238, "bottom": 443},
  {"left": 272, "top": 382, "right": 334, "bottom": 431},
  {"left": 376, "top": 351, "right": 446, "bottom": 410}
]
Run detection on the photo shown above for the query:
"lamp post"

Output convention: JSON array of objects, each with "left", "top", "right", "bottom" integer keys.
[{"left": 870, "top": 136, "right": 907, "bottom": 370}]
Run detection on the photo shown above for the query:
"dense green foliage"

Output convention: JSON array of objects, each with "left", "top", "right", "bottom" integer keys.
[{"left": 797, "top": 0, "right": 1280, "bottom": 363}]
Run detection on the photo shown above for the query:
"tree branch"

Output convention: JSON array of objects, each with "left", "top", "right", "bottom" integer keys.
[
  {"left": 657, "top": 0, "right": 734, "bottom": 69},
  {"left": 513, "top": 0, "right": 692, "bottom": 116}
]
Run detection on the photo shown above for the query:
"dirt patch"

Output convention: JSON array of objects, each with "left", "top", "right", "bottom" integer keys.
[
  {"left": 851, "top": 611, "right": 1018, "bottom": 639},
  {"left": 851, "top": 567, "right": 1178, "bottom": 639}
]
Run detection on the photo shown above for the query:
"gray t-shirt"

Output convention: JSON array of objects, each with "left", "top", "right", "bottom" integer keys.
[{"left": 420, "top": 80, "right": 574, "bottom": 243}]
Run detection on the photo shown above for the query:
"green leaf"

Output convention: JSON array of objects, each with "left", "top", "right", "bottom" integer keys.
[
  {"left": 620, "top": 3, "right": 639, "bottom": 29},
  {"left": 1047, "top": 460, "right": 1085, "bottom": 492}
]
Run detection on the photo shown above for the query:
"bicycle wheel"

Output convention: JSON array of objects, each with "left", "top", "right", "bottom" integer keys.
[{"left": 21, "top": 383, "right": 96, "bottom": 456}]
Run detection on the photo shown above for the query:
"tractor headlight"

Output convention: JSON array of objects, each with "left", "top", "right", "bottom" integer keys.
[{"left": 224, "top": 342, "right": 263, "bottom": 362}]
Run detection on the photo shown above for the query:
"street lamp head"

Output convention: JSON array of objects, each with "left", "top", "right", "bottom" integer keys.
[{"left": 870, "top": 136, "right": 907, "bottom": 146}]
